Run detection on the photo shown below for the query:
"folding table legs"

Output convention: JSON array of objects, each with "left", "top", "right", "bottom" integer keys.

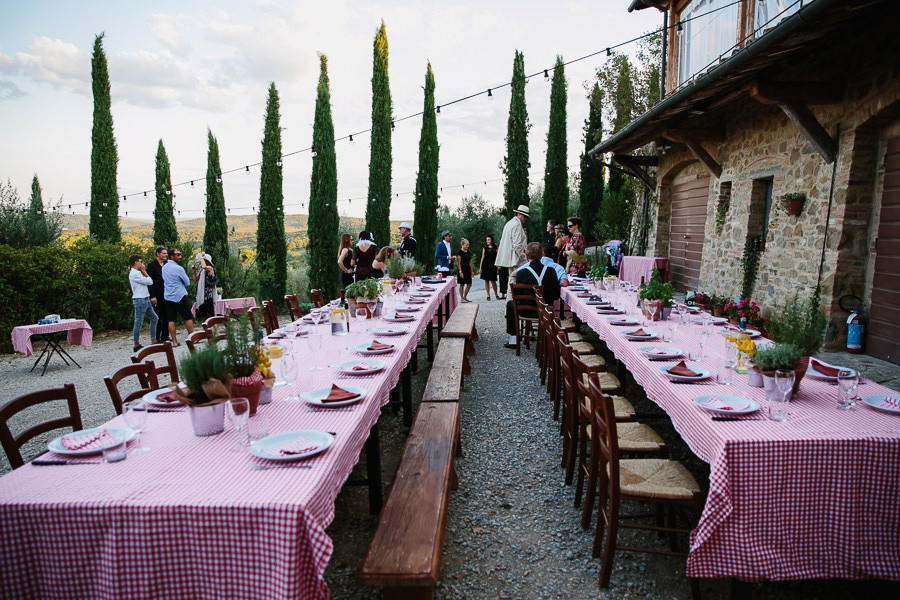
[{"left": 30, "top": 333, "right": 81, "bottom": 376}]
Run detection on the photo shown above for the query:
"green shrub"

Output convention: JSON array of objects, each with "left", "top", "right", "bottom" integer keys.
[{"left": 752, "top": 343, "right": 802, "bottom": 372}]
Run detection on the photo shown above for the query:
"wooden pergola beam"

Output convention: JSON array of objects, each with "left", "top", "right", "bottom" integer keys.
[
  {"left": 750, "top": 80, "right": 843, "bottom": 105},
  {"left": 613, "top": 154, "right": 659, "bottom": 167},
  {"left": 682, "top": 139, "right": 723, "bottom": 179},
  {"left": 663, "top": 127, "right": 725, "bottom": 142},
  {"left": 777, "top": 102, "right": 836, "bottom": 163}
]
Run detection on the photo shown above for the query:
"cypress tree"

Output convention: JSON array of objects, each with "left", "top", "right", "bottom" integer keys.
[
  {"left": 153, "top": 140, "right": 178, "bottom": 247},
  {"left": 257, "top": 82, "right": 287, "bottom": 302},
  {"left": 542, "top": 55, "right": 568, "bottom": 229},
  {"left": 308, "top": 54, "right": 340, "bottom": 299},
  {"left": 501, "top": 50, "right": 531, "bottom": 219},
  {"left": 412, "top": 62, "right": 439, "bottom": 272},
  {"left": 365, "top": 20, "right": 392, "bottom": 247},
  {"left": 89, "top": 32, "right": 120, "bottom": 242},
  {"left": 204, "top": 129, "right": 228, "bottom": 268},
  {"left": 579, "top": 83, "right": 605, "bottom": 243},
  {"left": 28, "top": 175, "right": 43, "bottom": 213}
]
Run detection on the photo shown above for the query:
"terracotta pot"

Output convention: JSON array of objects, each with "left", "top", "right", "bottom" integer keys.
[
  {"left": 640, "top": 299, "right": 663, "bottom": 321},
  {"left": 785, "top": 196, "right": 805, "bottom": 216},
  {"left": 231, "top": 369, "right": 264, "bottom": 415},
  {"left": 712, "top": 306, "right": 725, "bottom": 318}
]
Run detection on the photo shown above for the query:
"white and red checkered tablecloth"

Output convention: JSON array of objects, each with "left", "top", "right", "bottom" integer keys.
[
  {"left": 10, "top": 318, "right": 93, "bottom": 356},
  {"left": 215, "top": 297, "right": 257, "bottom": 315},
  {"left": 618, "top": 255, "right": 669, "bottom": 286},
  {"left": 0, "top": 281, "right": 457, "bottom": 600},
  {"left": 561, "top": 287, "right": 900, "bottom": 582}
]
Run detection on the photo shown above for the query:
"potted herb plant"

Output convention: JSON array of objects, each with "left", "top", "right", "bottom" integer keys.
[
  {"left": 223, "top": 312, "right": 264, "bottom": 414},
  {"left": 344, "top": 278, "right": 382, "bottom": 317},
  {"left": 751, "top": 342, "right": 804, "bottom": 396},
  {"left": 176, "top": 345, "right": 231, "bottom": 436},
  {"left": 769, "top": 290, "right": 828, "bottom": 357},
  {"left": 638, "top": 269, "right": 675, "bottom": 320}
]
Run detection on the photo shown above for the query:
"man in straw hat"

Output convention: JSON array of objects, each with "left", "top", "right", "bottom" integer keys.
[{"left": 495, "top": 204, "right": 529, "bottom": 298}]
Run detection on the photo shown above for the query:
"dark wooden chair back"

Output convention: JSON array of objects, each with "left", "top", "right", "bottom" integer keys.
[
  {"left": 131, "top": 341, "right": 179, "bottom": 385},
  {"left": 261, "top": 300, "right": 279, "bottom": 334},
  {"left": 310, "top": 289, "right": 326, "bottom": 308},
  {"left": 104, "top": 361, "right": 161, "bottom": 415},
  {"left": 510, "top": 283, "right": 542, "bottom": 355},
  {"left": 284, "top": 294, "right": 301, "bottom": 321},
  {"left": 185, "top": 329, "right": 212, "bottom": 354},
  {"left": 202, "top": 315, "right": 228, "bottom": 342},
  {"left": 0, "top": 383, "right": 83, "bottom": 469},
  {"left": 246, "top": 306, "right": 262, "bottom": 335}
]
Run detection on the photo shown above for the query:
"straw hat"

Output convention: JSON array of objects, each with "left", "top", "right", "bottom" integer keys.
[{"left": 513, "top": 205, "right": 530, "bottom": 217}]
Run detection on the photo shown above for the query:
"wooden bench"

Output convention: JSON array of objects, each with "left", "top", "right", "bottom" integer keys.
[
  {"left": 439, "top": 303, "right": 478, "bottom": 370},
  {"left": 358, "top": 402, "right": 460, "bottom": 599},
  {"left": 421, "top": 338, "right": 467, "bottom": 403}
]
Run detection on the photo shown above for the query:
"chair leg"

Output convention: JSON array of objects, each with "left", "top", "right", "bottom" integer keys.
[
  {"left": 598, "top": 498, "right": 619, "bottom": 589},
  {"left": 574, "top": 422, "right": 588, "bottom": 507},
  {"left": 564, "top": 414, "right": 578, "bottom": 486},
  {"left": 581, "top": 448, "right": 598, "bottom": 530}
]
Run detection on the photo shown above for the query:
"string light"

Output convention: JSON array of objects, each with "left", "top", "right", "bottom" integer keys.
[
  {"left": 606, "top": 47, "right": 611, "bottom": 57},
  {"left": 436, "top": 105, "right": 441, "bottom": 114},
  {"left": 245, "top": 166, "right": 250, "bottom": 173},
  {"left": 391, "top": 120, "right": 395, "bottom": 131},
  {"left": 165, "top": 189, "right": 171, "bottom": 195},
  {"left": 677, "top": 21, "right": 683, "bottom": 34},
  {"left": 216, "top": 176, "right": 222, "bottom": 183},
  {"left": 487, "top": 88, "right": 493, "bottom": 100},
  {"left": 143, "top": 191, "right": 147, "bottom": 197},
  {"left": 191, "top": 180, "right": 194, "bottom": 187},
  {"left": 544, "top": 69, "right": 549, "bottom": 81},
  {"left": 349, "top": 134, "right": 354, "bottom": 144},
  {"left": 276, "top": 159, "right": 283, "bottom": 167}
]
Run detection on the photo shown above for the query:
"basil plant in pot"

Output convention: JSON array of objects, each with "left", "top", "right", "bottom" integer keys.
[
  {"left": 176, "top": 345, "right": 232, "bottom": 436},
  {"left": 638, "top": 269, "right": 675, "bottom": 321}
]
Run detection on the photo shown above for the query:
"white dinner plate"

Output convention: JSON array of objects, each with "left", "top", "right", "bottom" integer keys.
[
  {"left": 692, "top": 395, "right": 760, "bottom": 415},
  {"left": 301, "top": 385, "right": 367, "bottom": 407},
  {"left": 370, "top": 325, "right": 409, "bottom": 336},
  {"left": 719, "top": 328, "right": 761, "bottom": 338},
  {"left": 569, "top": 286, "right": 587, "bottom": 291},
  {"left": 692, "top": 316, "right": 727, "bottom": 324},
  {"left": 860, "top": 394, "right": 900, "bottom": 414},
  {"left": 805, "top": 362, "right": 857, "bottom": 380},
  {"left": 623, "top": 329, "right": 658, "bottom": 340},
  {"left": 639, "top": 346, "right": 684, "bottom": 360},
  {"left": 335, "top": 358, "right": 387, "bottom": 375},
  {"left": 384, "top": 314, "right": 415, "bottom": 322},
  {"left": 395, "top": 304, "right": 422, "bottom": 311},
  {"left": 660, "top": 365, "right": 712, "bottom": 381},
  {"left": 608, "top": 317, "right": 639, "bottom": 326},
  {"left": 142, "top": 385, "right": 183, "bottom": 407},
  {"left": 250, "top": 430, "right": 335, "bottom": 462},
  {"left": 404, "top": 297, "right": 426, "bottom": 304},
  {"left": 48, "top": 426, "right": 137, "bottom": 456},
  {"left": 410, "top": 293, "right": 432, "bottom": 298},
  {"left": 353, "top": 341, "right": 396, "bottom": 355},
  {"left": 586, "top": 301, "right": 610, "bottom": 306}
]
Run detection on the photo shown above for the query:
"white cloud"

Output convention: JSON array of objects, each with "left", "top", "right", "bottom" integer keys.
[
  {"left": 0, "top": 80, "right": 25, "bottom": 100},
  {"left": 12, "top": 36, "right": 90, "bottom": 94},
  {"left": 148, "top": 13, "right": 191, "bottom": 56}
]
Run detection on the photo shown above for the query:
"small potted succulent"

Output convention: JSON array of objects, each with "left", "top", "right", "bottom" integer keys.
[
  {"left": 751, "top": 342, "right": 804, "bottom": 396},
  {"left": 176, "top": 345, "right": 232, "bottom": 436},
  {"left": 223, "top": 312, "right": 264, "bottom": 414}
]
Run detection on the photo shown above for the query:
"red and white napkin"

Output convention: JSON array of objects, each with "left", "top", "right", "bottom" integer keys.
[
  {"left": 810, "top": 358, "right": 842, "bottom": 377},
  {"left": 878, "top": 396, "right": 900, "bottom": 410},
  {"left": 367, "top": 340, "right": 393, "bottom": 351},
  {"left": 667, "top": 361, "right": 700, "bottom": 377},
  {"left": 351, "top": 361, "right": 375, "bottom": 371},
  {"left": 703, "top": 396, "right": 750, "bottom": 411},
  {"left": 263, "top": 436, "right": 320, "bottom": 457},
  {"left": 626, "top": 328, "right": 651, "bottom": 337},
  {"left": 644, "top": 346, "right": 671, "bottom": 356},
  {"left": 60, "top": 429, "right": 117, "bottom": 451},
  {"left": 323, "top": 384, "right": 360, "bottom": 403}
]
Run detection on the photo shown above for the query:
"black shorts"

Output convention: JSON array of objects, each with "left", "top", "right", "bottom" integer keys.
[{"left": 165, "top": 297, "right": 194, "bottom": 322}]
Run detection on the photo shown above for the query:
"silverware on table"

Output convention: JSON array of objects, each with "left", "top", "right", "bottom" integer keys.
[
  {"left": 32, "top": 459, "right": 101, "bottom": 466},
  {"left": 251, "top": 463, "right": 313, "bottom": 471}
]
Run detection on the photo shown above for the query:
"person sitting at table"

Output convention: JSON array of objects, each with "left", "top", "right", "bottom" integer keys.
[
  {"left": 540, "top": 243, "right": 569, "bottom": 287},
  {"left": 162, "top": 247, "right": 195, "bottom": 347},
  {"left": 128, "top": 254, "right": 158, "bottom": 353},
  {"left": 192, "top": 252, "right": 219, "bottom": 321},
  {"left": 503, "top": 242, "right": 560, "bottom": 349}
]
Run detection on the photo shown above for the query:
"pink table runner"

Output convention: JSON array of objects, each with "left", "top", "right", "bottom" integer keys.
[
  {"left": 618, "top": 255, "right": 668, "bottom": 285},
  {"left": 561, "top": 288, "right": 900, "bottom": 582},
  {"left": 215, "top": 297, "right": 257, "bottom": 315},
  {"left": 0, "top": 280, "right": 457, "bottom": 600},
  {"left": 10, "top": 319, "right": 93, "bottom": 356}
]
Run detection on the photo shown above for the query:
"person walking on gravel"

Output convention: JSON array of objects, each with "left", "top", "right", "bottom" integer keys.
[
  {"left": 128, "top": 254, "right": 158, "bottom": 353},
  {"left": 162, "top": 248, "right": 194, "bottom": 347},
  {"left": 496, "top": 204, "right": 529, "bottom": 298}
]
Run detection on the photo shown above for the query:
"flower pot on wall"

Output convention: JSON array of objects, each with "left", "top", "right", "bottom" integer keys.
[{"left": 786, "top": 197, "right": 804, "bottom": 216}]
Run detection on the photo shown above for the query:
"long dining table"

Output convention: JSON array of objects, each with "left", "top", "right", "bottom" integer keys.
[
  {"left": 0, "top": 279, "right": 457, "bottom": 600},
  {"left": 560, "top": 285, "right": 900, "bottom": 583}
]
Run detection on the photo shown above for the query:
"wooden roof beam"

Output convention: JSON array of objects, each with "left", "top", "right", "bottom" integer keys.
[
  {"left": 613, "top": 154, "right": 659, "bottom": 167},
  {"left": 750, "top": 80, "right": 843, "bottom": 105},
  {"left": 777, "top": 102, "right": 836, "bottom": 163},
  {"left": 662, "top": 127, "right": 725, "bottom": 142},
  {"left": 662, "top": 131, "right": 723, "bottom": 179}
]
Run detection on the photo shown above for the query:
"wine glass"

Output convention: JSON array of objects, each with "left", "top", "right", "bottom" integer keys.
[
  {"left": 226, "top": 397, "right": 250, "bottom": 451},
  {"left": 123, "top": 399, "right": 149, "bottom": 454},
  {"left": 774, "top": 369, "right": 795, "bottom": 403},
  {"left": 279, "top": 350, "right": 298, "bottom": 401},
  {"left": 837, "top": 369, "right": 859, "bottom": 410},
  {"left": 306, "top": 330, "right": 323, "bottom": 370}
]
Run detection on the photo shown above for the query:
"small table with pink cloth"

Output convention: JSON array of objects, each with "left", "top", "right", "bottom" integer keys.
[
  {"left": 10, "top": 318, "right": 93, "bottom": 375},
  {"left": 619, "top": 255, "right": 669, "bottom": 285},
  {"left": 561, "top": 287, "right": 900, "bottom": 583},
  {"left": 215, "top": 296, "right": 257, "bottom": 315},
  {"left": 0, "top": 280, "right": 457, "bottom": 600}
]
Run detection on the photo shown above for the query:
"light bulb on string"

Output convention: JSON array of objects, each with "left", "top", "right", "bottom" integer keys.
[
  {"left": 166, "top": 189, "right": 171, "bottom": 195},
  {"left": 143, "top": 191, "right": 147, "bottom": 197},
  {"left": 436, "top": 105, "right": 441, "bottom": 115},
  {"left": 245, "top": 166, "right": 250, "bottom": 173},
  {"left": 216, "top": 176, "right": 222, "bottom": 183},
  {"left": 488, "top": 88, "right": 493, "bottom": 100},
  {"left": 676, "top": 21, "right": 683, "bottom": 35},
  {"left": 349, "top": 134, "right": 354, "bottom": 144},
  {"left": 544, "top": 69, "right": 549, "bottom": 81},
  {"left": 311, "top": 150, "right": 318, "bottom": 157},
  {"left": 191, "top": 180, "right": 194, "bottom": 187},
  {"left": 391, "top": 120, "right": 395, "bottom": 131},
  {"left": 606, "top": 48, "right": 611, "bottom": 57},
  {"left": 276, "top": 159, "right": 282, "bottom": 167},
  {"left": 123, "top": 195, "right": 126, "bottom": 201}
]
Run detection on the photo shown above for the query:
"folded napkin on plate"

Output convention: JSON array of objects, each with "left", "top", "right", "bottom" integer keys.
[
  {"left": 367, "top": 340, "right": 393, "bottom": 351},
  {"left": 644, "top": 347, "right": 671, "bottom": 355},
  {"left": 810, "top": 358, "right": 841, "bottom": 377},
  {"left": 323, "top": 384, "right": 361, "bottom": 403},
  {"left": 420, "top": 285, "right": 435, "bottom": 290},
  {"left": 597, "top": 308, "right": 623, "bottom": 314},
  {"left": 667, "top": 361, "right": 700, "bottom": 377},
  {"left": 352, "top": 361, "right": 375, "bottom": 371},
  {"left": 60, "top": 429, "right": 117, "bottom": 451},
  {"left": 384, "top": 328, "right": 403, "bottom": 333},
  {"left": 878, "top": 396, "right": 900, "bottom": 410},
  {"left": 263, "top": 436, "right": 320, "bottom": 456},
  {"left": 155, "top": 390, "right": 177, "bottom": 403},
  {"left": 576, "top": 293, "right": 592, "bottom": 298},
  {"left": 703, "top": 396, "right": 750, "bottom": 411},
  {"left": 627, "top": 328, "right": 650, "bottom": 337},
  {"left": 268, "top": 333, "right": 286, "bottom": 339},
  {"left": 589, "top": 296, "right": 602, "bottom": 302}
]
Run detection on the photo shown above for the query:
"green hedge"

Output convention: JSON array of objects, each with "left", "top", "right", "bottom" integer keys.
[{"left": 0, "top": 238, "right": 194, "bottom": 353}]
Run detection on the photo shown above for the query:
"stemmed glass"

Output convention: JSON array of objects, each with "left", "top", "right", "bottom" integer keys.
[
  {"left": 123, "top": 399, "right": 149, "bottom": 454},
  {"left": 226, "top": 397, "right": 250, "bottom": 451},
  {"left": 837, "top": 369, "right": 859, "bottom": 410},
  {"left": 279, "top": 349, "right": 298, "bottom": 401},
  {"left": 306, "top": 330, "right": 323, "bottom": 370},
  {"left": 666, "top": 320, "right": 678, "bottom": 344}
]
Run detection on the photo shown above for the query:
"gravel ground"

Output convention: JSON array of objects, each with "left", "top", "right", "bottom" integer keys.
[{"left": 3, "top": 288, "right": 899, "bottom": 599}]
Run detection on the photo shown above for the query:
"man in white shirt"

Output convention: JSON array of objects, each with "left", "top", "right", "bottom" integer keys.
[
  {"left": 495, "top": 204, "right": 529, "bottom": 298},
  {"left": 129, "top": 254, "right": 158, "bottom": 352}
]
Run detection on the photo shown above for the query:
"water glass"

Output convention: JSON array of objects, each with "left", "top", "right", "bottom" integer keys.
[
  {"left": 717, "top": 364, "right": 734, "bottom": 386},
  {"left": 123, "top": 400, "right": 150, "bottom": 454},
  {"left": 767, "top": 385, "right": 789, "bottom": 422},
  {"left": 688, "top": 344, "right": 702, "bottom": 362},
  {"left": 280, "top": 351, "right": 298, "bottom": 401},
  {"left": 102, "top": 430, "right": 128, "bottom": 463},
  {"left": 837, "top": 370, "right": 859, "bottom": 410},
  {"left": 306, "top": 331, "right": 323, "bottom": 370},
  {"left": 226, "top": 398, "right": 250, "bottom": 452},
  {"left": 247, "top": 413, "right": 270, "bottom": 446},
  {"left": 775, "top": 369, "right": 795, "bottom": 402},
  {"left": 666, "top": 322, "right": 678, "bottom": 343}
]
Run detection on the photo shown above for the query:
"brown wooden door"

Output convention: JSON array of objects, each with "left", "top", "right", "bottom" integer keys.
[
  {"left": 669, "top": 177, "right": 710, "bottom": 292},
  {"left": 868, "top": 137, "right": 900, "bottom": 364}
]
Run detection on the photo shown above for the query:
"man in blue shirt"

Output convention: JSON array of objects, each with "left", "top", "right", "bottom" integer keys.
[
  {"left": 540, "top": 243, "right": 570, "bottom": 286},
  {"left": 162, "top": 247, "right": 195, "bottom": 346}
]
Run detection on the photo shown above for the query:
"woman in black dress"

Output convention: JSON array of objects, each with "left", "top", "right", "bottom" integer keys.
[
  {"left": 353, "top": 231, "right": 377, "bottom": 282},
  {"left": 337, "top": 234, "right": 354, "bottom": 288},
  {"left": 370, "top": 246, "right": 390, "bottom": 279},
  {"left": 479, "top": 234, "right": 499, "bottom": 300},
  {"left": 456, "top": 238, "right": 473, "bottom": 302}
]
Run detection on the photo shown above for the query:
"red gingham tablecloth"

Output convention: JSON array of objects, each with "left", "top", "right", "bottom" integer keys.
[
  {"left": 618, "top": 256, "right": 669, "bottom": 286},
  {"left": 561, "top": 287, "right": 900, "bottom": 582},
  {"left": 10, "top": 318, "right": 93, "bottom": 356},
  {"left": 0, "top": 281, "right": 456, "bottom": 600},
  {"left": 215, "top": 297, "right": 257, "bottom": 315}
]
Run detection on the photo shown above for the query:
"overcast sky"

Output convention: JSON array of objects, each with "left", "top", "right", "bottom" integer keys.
[{"left": 0, "top": 0, "right": 660, "bottom": 222}]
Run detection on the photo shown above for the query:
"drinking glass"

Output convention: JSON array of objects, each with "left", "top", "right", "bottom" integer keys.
[
  {"left": 837, "top": 369, "right": 859, "bottom": 410},
  {"left": 102, "top": 430, "right": 128, "bottom": 463},
  {"left": 698, "top": 327, "right": 709, "bottom": 360},
  {"left": 280, "top": 350, "right": 298, "bottom": 401},
  {"left": 767, "top": 382, "right": 789, "bottom": 422},
  {"left": 284, "top": 323, "right": 297, "bottom": 338},
  {"left": 123, "top": 399, "right": 149, "bottom": 454},
  {"left": 247, "top": 413, "right": 270, "bottom": 445},
  {"left": 716, "top": 363, "right": 734, "bottom": 386},
  {"left": 226, "top": 398, "right": 250, "bottom": 451},
  {"left": 666, "top": 321, "right": 678, "bottom": 343},
  {"left": 306, "top": 331, "right": 323, "bottom": 370}
]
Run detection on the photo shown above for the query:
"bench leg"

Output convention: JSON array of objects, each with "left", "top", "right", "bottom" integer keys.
[
  {"left": 426, "top": 322, "right": 435, "bottom": 362},
  {"left": 462, "top": 354, "right": 471, "bottom": 375},
  {"left": 401, "top": 364, "right": 413, "bottom": 427},
  {"left": 384, "top": 586, "right": 434, "bottom": 600}
]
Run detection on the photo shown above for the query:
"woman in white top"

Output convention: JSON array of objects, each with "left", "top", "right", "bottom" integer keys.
[
  {"left": 192, "top": 252, "right": 219, "bottom": 321},
  {"left": 129, "top": 254, "right": 158, "bottom": 352}
]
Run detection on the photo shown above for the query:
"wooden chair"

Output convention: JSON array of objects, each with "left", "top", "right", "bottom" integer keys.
[
  {"left": 510, "top": 283, "right": 542, "bottom": 356},
  {"left": 245, "top": 306, "right": 262, "bottom": 335},
  {"left": 284, "top": 294, "right": 301, "bottom": 321},
  {"left": 131, "top": 341, "right": 179, "bottom": 385},
  {"left": 185, "top": 329, "right": 212, "bottom": 354},
  {"left": 261, "top": 300, "right": 279, "bottom": 335},
  {"left": 585, "top": 373, "right": 703, "bottom": 593},
  {"left": 0, "top": 384, "right": 83, "bottom": 469},
  {"left": 310, "top": 289, "right": 326, "bottom": 308},
  {"left": 105, "top": 361, "right": 161, "bottom": 415},
  {"left": 202, "top": 315, "right": 228, "bottom": 342}
]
